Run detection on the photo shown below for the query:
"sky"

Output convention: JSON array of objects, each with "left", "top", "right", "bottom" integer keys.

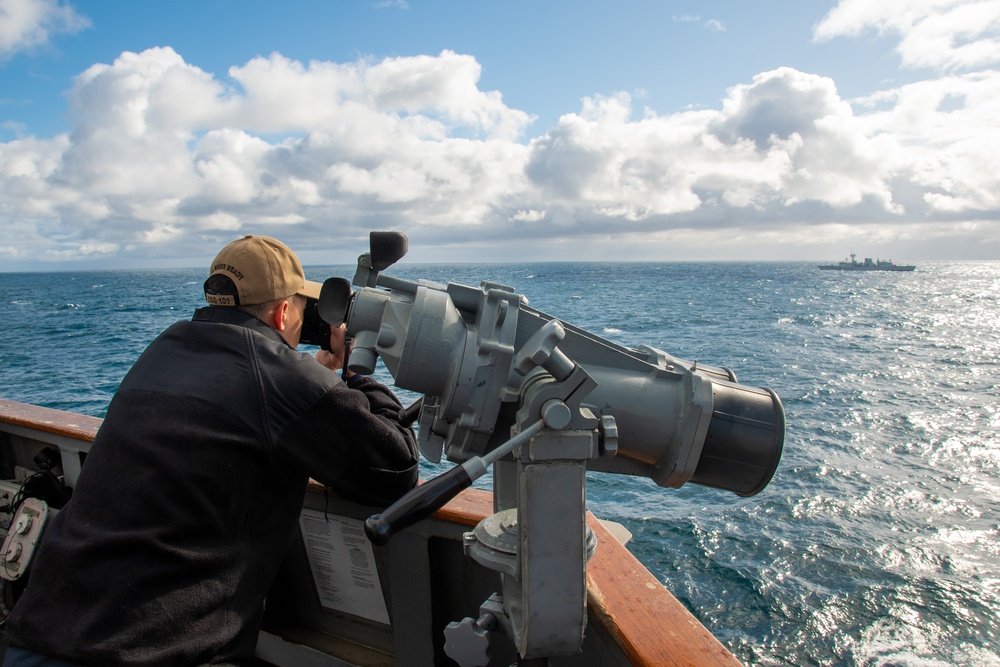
[{"left": 1, "top": 0, "right": 1000, "bottom": 270}]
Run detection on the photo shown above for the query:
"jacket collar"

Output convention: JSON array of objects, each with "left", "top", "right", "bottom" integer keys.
[{"left": 192, "top": 306, "right": 293, "bottom": 349}]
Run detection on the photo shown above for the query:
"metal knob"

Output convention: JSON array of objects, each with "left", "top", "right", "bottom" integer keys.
[
  {"left": 513, "top": 320, "right": 573, "bottom": 381},
  {"left": 443, "top": 612, "right": 498, "bottom": 667}
]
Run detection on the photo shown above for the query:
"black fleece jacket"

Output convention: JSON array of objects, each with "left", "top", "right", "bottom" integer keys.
[{"left": 6, "top": 307, "right": 419, "bottom": 666}]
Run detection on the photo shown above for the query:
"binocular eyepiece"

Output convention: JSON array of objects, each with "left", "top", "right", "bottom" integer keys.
[{"left": 298, "top": 301, "right": 332, "bottom": 350}]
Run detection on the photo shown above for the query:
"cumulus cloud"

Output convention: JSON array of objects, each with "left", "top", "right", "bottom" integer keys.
[
  {"left": 0, "top": 0, "right": 90, "bottom": 59},
  {"left": 523, "top": 68, "right": 903, "bottom": 229},
  {"left": 814, "top": 0, "right": 1000, "bottom": 70},
  {"left": 0, "top": 47, "right": 537, "bottom": 261},
  {"left": 853, "top": 70, "right": 1000, "bottom": 212},
  {"left": 2, "top": 0, "right": 1000, "bottom": 265}
]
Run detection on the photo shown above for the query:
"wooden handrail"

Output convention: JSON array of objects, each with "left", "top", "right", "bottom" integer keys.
[{"left": 0, "top": 399, "right": 101, "bottom": 442}]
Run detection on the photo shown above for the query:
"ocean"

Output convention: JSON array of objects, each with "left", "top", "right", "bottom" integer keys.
[{"left": 2, "top": 261, "right": 998, "bottom": 666}]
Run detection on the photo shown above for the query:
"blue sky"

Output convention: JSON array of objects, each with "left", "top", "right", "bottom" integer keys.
[{"left": 2, "top": 0, "right": 999, "bottom": 269}]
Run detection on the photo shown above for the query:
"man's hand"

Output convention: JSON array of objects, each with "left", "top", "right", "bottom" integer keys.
[{"left": 315, "top": 323, "right": 354, "bottom": 378}]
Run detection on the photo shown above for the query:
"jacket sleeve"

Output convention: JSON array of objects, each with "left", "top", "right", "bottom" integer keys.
[{"left": 276, "top": 375, "right": 419, "bottom": 507}]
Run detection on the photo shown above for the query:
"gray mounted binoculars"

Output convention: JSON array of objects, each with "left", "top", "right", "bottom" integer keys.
[{"left": 308, "top": 232, "right": 784, "bottom": 545}]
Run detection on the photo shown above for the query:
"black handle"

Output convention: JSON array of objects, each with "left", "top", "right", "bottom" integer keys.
[
  {"left": 365, "top": 465, "right": 472, "bottom": 545},
  {"left": 398, "top": 397, "right": 423, "bottom": 427}
]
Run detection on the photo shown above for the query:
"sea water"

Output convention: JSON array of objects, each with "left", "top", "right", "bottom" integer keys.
[{"left": 1, "top": 261, "right": 998, "bottom": 666}]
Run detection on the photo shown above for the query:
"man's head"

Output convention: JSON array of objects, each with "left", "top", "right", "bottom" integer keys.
[{"left": 204, "top": 235, "right": 322, "bottom": 347}]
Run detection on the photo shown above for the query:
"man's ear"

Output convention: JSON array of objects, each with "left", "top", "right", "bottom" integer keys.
[{"left": 271, "top": 299, "right": 290, "bottom": 332}]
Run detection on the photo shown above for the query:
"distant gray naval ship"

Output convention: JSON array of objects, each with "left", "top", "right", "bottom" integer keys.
[{"left": 819, "top": 252, "right": 916, "bottom": 271}]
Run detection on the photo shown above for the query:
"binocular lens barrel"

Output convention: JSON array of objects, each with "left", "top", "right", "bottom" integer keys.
[{"left": 691, "top": 382, "right": 785, "bottom": 497}]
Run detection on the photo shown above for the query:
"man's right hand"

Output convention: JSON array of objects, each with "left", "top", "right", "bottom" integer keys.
[{"left": 315, "top": 324, "right": 354, "bottom": 378}]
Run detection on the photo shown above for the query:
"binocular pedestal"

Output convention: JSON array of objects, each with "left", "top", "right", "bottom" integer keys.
[
  {"left": 449, "top": 324, "right": 610, "bottom": 663},
  {"left": 450, "top": 437, "right": 597, "bottom": 665}
]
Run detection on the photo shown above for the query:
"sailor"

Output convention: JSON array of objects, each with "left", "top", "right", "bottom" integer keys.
[{"left": 3, "top": 235, "right": 419, "bottom": 666}]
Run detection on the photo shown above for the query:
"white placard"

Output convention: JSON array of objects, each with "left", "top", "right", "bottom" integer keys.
[{"left": 298, "top": 509, "right": 390, "bottom": 624}]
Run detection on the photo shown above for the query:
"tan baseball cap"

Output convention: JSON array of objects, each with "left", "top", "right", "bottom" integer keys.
[{"left": 205, "top": 235, "right": 322, "bottom": 307}]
